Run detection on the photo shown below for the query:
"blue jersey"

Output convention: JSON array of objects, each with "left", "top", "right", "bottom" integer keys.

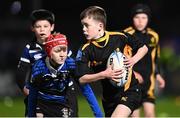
[
  {"left": 31, "top": 58, "right": 74, "bottom": 102},
  {"left": 28, "top": 56, "right": 103, "bottom": 117},
  {"left": 16, "top": 40, "right": 46, "bottom": 90},
  {"left": 20, "top": 42, "right": 46, "bottom": 64},
  {"left": 16, "top": 40, "right": 72, "bottom": 89}
]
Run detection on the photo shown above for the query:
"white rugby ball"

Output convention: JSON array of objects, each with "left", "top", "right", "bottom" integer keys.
[{"left": 107, "top": 50, "right": 129, "bottom": 87}]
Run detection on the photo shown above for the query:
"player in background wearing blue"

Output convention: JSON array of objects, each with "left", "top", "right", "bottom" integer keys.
[
  {"left": 28, "top": 33, "right": 103, "bottom": 117},
  {"left": 124, "top": 3, "right": 165, "bottom": 117},
  {"left": 15, "top": 9, "right": 56, "bottom": 116}
]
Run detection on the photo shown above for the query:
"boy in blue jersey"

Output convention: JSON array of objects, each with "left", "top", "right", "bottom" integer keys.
[{"left": 28, "top": 33, "right": 103, "bottom": 117}]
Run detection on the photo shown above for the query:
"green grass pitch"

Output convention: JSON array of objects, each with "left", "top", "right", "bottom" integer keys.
[{"left": 0, "top": 96, "right": 179, "bottom": 117}]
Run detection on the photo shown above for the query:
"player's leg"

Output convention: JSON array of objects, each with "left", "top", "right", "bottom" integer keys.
[
  {"left": 35, "top": 104, "right": 44, "bottom": 117},
  {"left": 131, "top": 108, "right": 140, "bottom": 117},
  {"left": 141, "top": 76, "right": 156, "bottom": 117},
  {"left": 24, "top": 96, "right": 28, "bottom": 116},
  {"left": 113, "top": 84, "right": 142, "bottom": 117},
  {"left": 36, "top": 113, "right": 43, "bottom": 118},
  {"left": 111, "top": 104, "right": 131, "bottom": 117},
  {"left": 36, "top": 98, "right": 72, "bottom": 117},
  {"left": 102, "top": 98, "right": 117, "bottom": 117},
  {"left": 143, "top": 102, "right": 155, "bottom": 117}
]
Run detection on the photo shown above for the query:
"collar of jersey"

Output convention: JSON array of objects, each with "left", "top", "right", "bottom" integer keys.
[
  {"left": 45, "top": 57, "right": 64, "bottom": 77},
  {"left": 91, "top": 31, "right": 109, "bottom": 48}
]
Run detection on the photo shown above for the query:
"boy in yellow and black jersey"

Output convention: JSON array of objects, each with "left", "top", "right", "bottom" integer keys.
[
  {"left": 76, "top": 6, "right": 148, "bottom": 117},
  {"left": 124, "top": 3, "right": 165, "bottom": 117}
]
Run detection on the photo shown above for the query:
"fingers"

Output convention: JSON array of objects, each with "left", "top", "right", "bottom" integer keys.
[
  {"left": 111, "top": 78, "right": 120, "bottom": 82},
  {"left": 159, "top": 84, "right": 164, "bottom": 89},
  {"left": 23, "top": 86, "right": 29, "bottom": 96},
  {"left": 156, "top": 75, "right": 166, "bottom": 89},
  {"left": 106, "top": 64, "right": 125, "bottom": 80},
  {"left": 113, "top": 69, "right": 124, "bottom": 76},
  {"left": 124, "top": 60, "right": 131, "bottom": 67},
  {"left": 124, "top": 58, "right": 134, "bottom": 68},
  {"left": 159, "top": 81, "right": 165, "bottom": 89},
  {"left": 108, "top": 69, "right": 124, "bottom": 82}
]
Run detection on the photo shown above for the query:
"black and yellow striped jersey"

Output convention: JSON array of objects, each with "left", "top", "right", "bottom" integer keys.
[
  {"left": 76, "top": 31, "right": 144, "bottom": 100},
  {"left": 124, "top": 26, "right": 160, "bottom": 99}
]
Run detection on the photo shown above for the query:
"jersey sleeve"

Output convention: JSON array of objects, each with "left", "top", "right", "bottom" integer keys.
[
  {"left": 75, "top": 45, "right": 93, "bottom": 78},
  {"left": 124, "top": 32, "right": 145, "bottom": 51},
  {"left": 154, "top": 36, "right": 161, "bottom": 75},
  {"left": 15, "top": 44, "right": 31, "bottom": 90},
  {"left": 20, "top": 44, "right": 31, "bottom": 63},
  {"left": 79, "top": 84, "right": 103, "bottom": 117}
]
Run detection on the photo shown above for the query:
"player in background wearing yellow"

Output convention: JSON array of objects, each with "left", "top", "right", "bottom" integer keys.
[{"left": 124, "top": 3, "right": 165, "bottom": 117}]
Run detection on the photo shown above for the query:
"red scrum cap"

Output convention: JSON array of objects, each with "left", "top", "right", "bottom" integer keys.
[{"left": 44, "top": 33, "right": 68, "bottom": 57}]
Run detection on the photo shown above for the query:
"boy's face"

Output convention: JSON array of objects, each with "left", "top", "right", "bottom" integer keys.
[
  {"left": 133, "top": 13, "right": 148, "bottom": 31},
  {"left": 32, "top": 20, "right": 54, "bottom": 44},
  {"left": 50, "top": 45, "right": 68, "bottom": 65},
  {"left": 81, "top": 17, "right": 103, "bottom": 40}
]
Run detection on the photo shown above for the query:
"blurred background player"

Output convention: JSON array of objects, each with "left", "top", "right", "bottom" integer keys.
[
  {"left": 28, "top": 33, "right": 103, "bottom": 117},
  {"left": 15, "top": 9, "right": 56, "bottom": 116},
  {"left": 76, "top": 6, "right": 148, "bottom": 117},
  {"left": 124, "top": 3, "right": 165, "bottom": 117}
]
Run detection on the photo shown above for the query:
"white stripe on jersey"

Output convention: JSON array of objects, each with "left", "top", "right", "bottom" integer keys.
[
  {"left": 20, "top": 57, "right": 30, "bottom": 63},
  {"left": 36, "top": 44, "right": 42, "bottom": 49},
  {"left": 68, "top": 50, "right": 72, "bottom": 57},
  {"left": 26, "top": 44, "right": 30, "bottom": 49},
  {"left": 68, "top": 81, "right": 73, "bottom": 86},
  {"left": 29, "top": 50, "right": 39, "bottom": 53}
]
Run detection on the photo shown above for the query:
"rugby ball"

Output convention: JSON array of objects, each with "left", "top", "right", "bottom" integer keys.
[{"left": 107, "top": 50, "right": 129, "bottom": 87}]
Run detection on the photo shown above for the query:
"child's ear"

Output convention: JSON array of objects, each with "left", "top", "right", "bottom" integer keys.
[
  {"left": 31, "top": 26, "right": 34, "bottom": 32},
  {"left": 99, "top": 22, "right": 104, "bottom": 30},
  {"left": 51, "top": 24, "right": 55, "bottom": 31}
]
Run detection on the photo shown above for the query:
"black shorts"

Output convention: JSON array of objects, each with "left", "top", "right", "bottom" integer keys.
[
  {"left": 36, "top": 98, "right": 75, "bottom": 117},
  {"left": 102, "top": 85, "right": 142, "bottom": 117},
  {"left": 66, "top": 79, "right": 78, "bottom": 116},
  {"left": 141, "top": 84, "right": 155, "bottom": 104}
]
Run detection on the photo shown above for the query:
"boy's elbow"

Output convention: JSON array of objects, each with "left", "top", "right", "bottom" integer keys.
[
  {"left": 79, "top": 75, "right": 87, "bottom": 84},
  {"left": 79, "top": 78, "right": 84, "bottom": 84}
]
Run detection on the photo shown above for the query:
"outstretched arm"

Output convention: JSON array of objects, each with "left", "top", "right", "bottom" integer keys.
[
  {"left": 79, "top": 83, "right": 103, "bottom": 117},
  {"left": 79, "top": 65, "right": 123, "bottom": 84},
  {"left": 16, "top": 61, "right": 31, "bottom": 95},
  {"left": 156, "top": 74, "right": 165, "bottom": 88},
  {"left": 155, "top": 44, "right": 165, "bottom": 88},
  {"left": 66, "top": 56, "right": 103, "bottom": 116}
]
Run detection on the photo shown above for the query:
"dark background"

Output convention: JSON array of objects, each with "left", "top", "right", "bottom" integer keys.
[{"left": 0, "top": 0, "right": 179, "bottom": 96}]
